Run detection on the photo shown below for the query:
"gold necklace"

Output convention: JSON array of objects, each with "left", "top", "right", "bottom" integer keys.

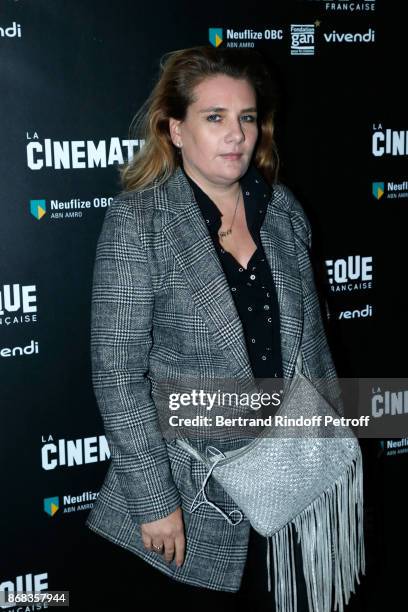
[{"left": 218, "top": 185, "right": 241, "bottom": 241}]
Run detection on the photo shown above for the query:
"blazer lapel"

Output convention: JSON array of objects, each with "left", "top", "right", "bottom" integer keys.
[
  {"left": 259, "top": 207, "right": 304, "bottom": 380},
  {"left": 161, "top": 166, "right": 303, "bottom": 384},
  {"left": 162, "top": 201, "right": 254, "bottom": 383}
]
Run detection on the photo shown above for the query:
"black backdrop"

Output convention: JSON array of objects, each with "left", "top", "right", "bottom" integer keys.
[{"left": 1, "top": 1, "right": 406, "bottom": 610}]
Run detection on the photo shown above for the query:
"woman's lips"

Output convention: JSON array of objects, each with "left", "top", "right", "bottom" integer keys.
[{"left": 220, "top": 153, "right": 242, "bottom": 160}]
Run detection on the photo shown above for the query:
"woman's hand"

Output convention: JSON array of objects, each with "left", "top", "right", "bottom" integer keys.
[{"left": 140, "top": 507, "right": 185, "bottom": 567}]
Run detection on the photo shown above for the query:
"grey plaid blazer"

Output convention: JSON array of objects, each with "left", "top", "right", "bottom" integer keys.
[{"left": 85, "top": 164, "right": 343, "bottom": 592}]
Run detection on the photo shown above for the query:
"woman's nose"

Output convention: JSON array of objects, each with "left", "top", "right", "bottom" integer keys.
[{"left": 225, "top": 118, "right": 245, "bottom": 142}]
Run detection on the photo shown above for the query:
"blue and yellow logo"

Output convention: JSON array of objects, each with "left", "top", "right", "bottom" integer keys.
[
  {"left": 44, "top": 496, "right": 59, "bottom": 517},
  {"left": 372, "top": 182, "right": 384, "bottom": 200},
  {"left": 30, "top": 199, "right": 47, "bottom": 219},
  {"left": 209, "top": 28, "right": 223, "bottom": 47}
]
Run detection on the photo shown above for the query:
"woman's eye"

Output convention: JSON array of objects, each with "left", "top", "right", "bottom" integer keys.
[{"left": 206, "top": 114, "right": 256, "bottom": 123}]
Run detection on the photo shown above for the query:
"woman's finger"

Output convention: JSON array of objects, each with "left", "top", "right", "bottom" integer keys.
[
  {"left": 151, "top": 540, "right": 165, "bottom": 554},
  {"left": 141, "top": 534, "right": 152, "bottom": 550},
  {"left": 174, "top": 532, "right": 185, "bottom": 567},
  {"left": 162, "top": 535, "right": 175, "bottom": 563}
]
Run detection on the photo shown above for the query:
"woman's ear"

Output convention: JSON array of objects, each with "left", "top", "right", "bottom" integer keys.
[{"left": 169, "top": 117, "right": 182, "bottom": 148}]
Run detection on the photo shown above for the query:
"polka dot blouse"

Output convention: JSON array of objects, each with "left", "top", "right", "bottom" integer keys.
[{"left": 182, "top": 163, "right": 283, "bottom": 381}]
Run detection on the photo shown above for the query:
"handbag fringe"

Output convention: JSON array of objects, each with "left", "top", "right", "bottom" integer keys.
[{"left": 267, "top": 450, "right": 365, "bottom": 612}]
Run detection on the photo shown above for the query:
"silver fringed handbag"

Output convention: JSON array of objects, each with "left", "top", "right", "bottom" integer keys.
[{"left": 175, "top": 350, "right": 365, "bottom": 612}]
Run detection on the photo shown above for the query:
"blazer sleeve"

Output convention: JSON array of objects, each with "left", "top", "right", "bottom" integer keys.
[
  {"left": 279, "top": 184, "right": 345, "bottom": 417},
  {"left": 90, "top": 197, "right": 181, "bottom": 525}
]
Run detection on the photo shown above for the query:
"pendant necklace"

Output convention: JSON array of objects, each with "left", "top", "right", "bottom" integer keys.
[{"left": 218, "top": 185, "right": 242, "bottom": 241}]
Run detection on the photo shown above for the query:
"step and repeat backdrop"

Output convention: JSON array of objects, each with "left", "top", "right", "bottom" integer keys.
[{"left": 1, "top": 1, "right": 406, "bottom": 610}]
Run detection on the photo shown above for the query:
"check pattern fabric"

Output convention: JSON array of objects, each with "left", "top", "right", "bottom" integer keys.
[
  {"left": 182, "top": 163, "right": 284, "bottom": 381},
  {"left": 85, "top": 164, "right": 343, "bottom": 592}
]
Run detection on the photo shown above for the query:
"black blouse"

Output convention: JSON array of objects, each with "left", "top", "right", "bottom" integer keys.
[{"left": 182, "top": 163, "right": 283, "bottom": 381}]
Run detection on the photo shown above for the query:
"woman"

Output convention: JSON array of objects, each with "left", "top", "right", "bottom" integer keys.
[{"left": 85, "top": 46, "right": 349, "bottom": 611}]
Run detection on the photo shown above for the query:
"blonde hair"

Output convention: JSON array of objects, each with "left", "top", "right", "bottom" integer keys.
[{"left": 118, "top": 45, "right": 280, "bottom": 194}]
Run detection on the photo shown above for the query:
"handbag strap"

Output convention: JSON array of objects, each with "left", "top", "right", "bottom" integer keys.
[
  {"left": 295, "top": 346, "right": 303, "bottom": 374},
  {"left": 175, "top": 439, "right": 244, "bottom": 525},
  {"left": 190, "top": 451, "right": 244, "bottom": 525}
]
